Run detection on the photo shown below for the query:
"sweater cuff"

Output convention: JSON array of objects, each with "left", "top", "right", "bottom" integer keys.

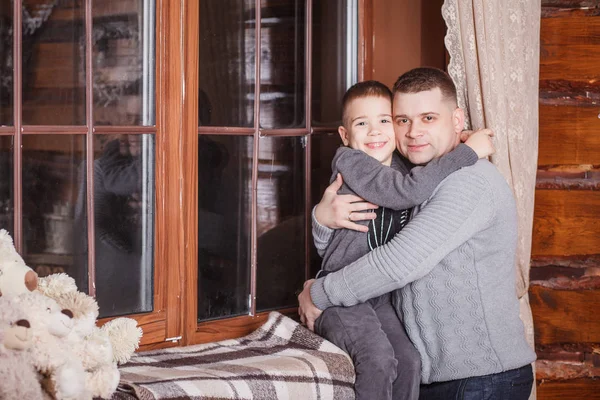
[
  {"left": 312, "top": 207, "right": 334, "bottom": 239},
  {"left": 453, "top": 143, "right": 479, "bottom": 166},
  {"left": 310, "top": 278, "right": 334, "bottom": 310}
]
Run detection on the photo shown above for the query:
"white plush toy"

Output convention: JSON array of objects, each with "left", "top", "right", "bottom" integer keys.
[
  {"left": 0, "top": 297, "right": 45, "bottom": 400},
  {"left": 12, "top": 291, "right": 90, "bottom": 400},
  {"left": 38, "top": 273, "right": 143, "bottom": 399},
  {"left": 0, "top": 229, "right": 38, "bottom": 297}
]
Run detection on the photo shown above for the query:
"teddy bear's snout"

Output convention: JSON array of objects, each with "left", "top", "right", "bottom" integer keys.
[
  {"left": 61, "top": 309, "right": 74, "bottom": 319},
  {"left": 24, "top": 270, "right": 38, "bottom": 291},
  {"left": 16, "top": 319, "right": 30, "bottom": 328}
]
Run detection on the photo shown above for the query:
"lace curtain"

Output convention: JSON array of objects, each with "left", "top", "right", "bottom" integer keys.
[{"left": 442, "top": 0, "right": 541, "bottom": 397}]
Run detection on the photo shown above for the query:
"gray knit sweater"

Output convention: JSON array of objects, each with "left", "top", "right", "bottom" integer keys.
[
  {"left": 319, "top": 144, "right": 478, "bottom": 273},
  {"left": 311, "top": 159, "right": 536, "bottom": 383}
]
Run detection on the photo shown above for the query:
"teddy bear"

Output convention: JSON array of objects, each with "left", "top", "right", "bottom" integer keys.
[
  {"left": 0, "top": 228, "right": 38, "bottom": 297},
  {"left": 12, "top": 291, "right": 91, "bottom": 400},
  {"left": 0, "top": 296, "right": 45, "bottom": 400},
  {"left": 38, "top": 273, "right": 143, "bottom": 399}
]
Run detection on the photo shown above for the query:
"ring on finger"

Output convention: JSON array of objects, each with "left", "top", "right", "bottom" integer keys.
[{"left": 348, "top": 212, "right": 352, "bottom": 221}]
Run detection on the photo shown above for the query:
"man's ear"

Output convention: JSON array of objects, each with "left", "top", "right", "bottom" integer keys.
[
  {"left": 452, "top": 108, "right": 465, "bottom": 134},
  {"left": 338, "top": 126, "right": 350, "bottom": 146}
]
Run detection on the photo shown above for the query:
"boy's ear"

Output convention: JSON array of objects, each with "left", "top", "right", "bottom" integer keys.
[
  {"left": 338, "top": 126, "right": 350, "bottom": 146},
  {"left": 452, "top": 108, "right": 465, "bottom": 134}
]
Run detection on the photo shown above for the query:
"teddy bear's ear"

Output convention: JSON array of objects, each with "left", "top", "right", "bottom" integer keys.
[
  {"left": 37, "top": 273, "right": 78, "bottom": 299},
  {"left": 0, "top": 229, "right": 13, "bottom": 247}
]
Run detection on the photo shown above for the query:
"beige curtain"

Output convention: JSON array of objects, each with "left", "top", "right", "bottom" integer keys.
[{"left": 442, "top": 0, "right": 541, "bottom": 397}]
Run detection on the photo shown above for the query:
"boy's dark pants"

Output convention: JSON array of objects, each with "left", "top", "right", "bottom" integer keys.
[{"left": 315, "top": 293, "right": 421, "bottom": 400}]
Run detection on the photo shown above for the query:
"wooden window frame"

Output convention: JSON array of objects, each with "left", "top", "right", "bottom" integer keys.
[{"left": 6, "top": 0, "right": 372, "bottom": 349}]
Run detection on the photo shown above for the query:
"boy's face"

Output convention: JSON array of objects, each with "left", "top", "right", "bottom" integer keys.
[
  {"left": 393, "top": 88, "right": 464, "bottom": 165},
  {"left": 338, "top": 96, "right": 396, "bottom": 166}
]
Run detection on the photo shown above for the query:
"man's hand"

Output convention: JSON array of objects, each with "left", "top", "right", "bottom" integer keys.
[
  {"left": 298, "top": 279, "right": 322, "bottom": 331},
  {"left": 314, "top": 173, "right": 378, "bottom": 233},
  {"left": 462, "top": 128, "right": 496, "bottom": 159}
]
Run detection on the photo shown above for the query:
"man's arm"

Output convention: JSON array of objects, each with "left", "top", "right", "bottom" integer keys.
[
  {"left": 334, "top": 144, "right": 477, "bottom": 210},
  {"left": 309, "top": 167, "right": 495, "bottom": 309}
]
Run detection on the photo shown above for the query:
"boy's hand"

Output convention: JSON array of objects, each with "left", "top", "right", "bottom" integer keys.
[
  {"left": 464, "top": 129, "right": 496, "bottom": 159},
  {"left": 314, "top": 173, "right": 378, "bottom": 233}
]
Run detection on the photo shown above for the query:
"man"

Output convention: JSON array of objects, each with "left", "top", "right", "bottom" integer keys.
[{"left": 299, "top": 67, "right": 536, "bottom": 399}]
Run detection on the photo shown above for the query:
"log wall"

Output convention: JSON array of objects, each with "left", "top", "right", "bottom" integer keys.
[{"left": 533, "top": 1, "right": 600, "bottom": 397}]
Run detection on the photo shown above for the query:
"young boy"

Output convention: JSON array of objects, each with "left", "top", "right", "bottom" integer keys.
[{"left": 312, "top": 80, "right": 494, "bottom": 400}]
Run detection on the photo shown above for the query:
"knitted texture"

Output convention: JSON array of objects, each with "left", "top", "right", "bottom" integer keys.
[{"left": 311, "top": 160, "right": 536, "bottom": 383}]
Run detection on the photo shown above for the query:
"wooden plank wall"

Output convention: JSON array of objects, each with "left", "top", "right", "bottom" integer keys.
[{"left": 532, "top": 1, "right": 600, "bottom": 397}]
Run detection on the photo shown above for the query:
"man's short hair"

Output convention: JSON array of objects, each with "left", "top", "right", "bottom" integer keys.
[
  {"left": 392, "top": 67, "right": 458, "bottom": 105},
  {"left": 342, "top": 80, "right": 392, "bottom": 126}
]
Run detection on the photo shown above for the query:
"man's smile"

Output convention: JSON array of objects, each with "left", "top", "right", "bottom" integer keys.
[{"left": 407, "top": 143, "right": 429, "bottom": 151}]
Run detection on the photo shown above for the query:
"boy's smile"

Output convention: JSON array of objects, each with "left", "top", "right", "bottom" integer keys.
[{"left": 338, "top": 96, "right": 396, "bottom": 166}]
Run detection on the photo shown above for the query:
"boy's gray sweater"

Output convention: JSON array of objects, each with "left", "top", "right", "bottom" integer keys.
[
  {"left": 311, "top": 158, "right": 537, "bottom": 384},
  {"left": 319, "top": 144, "right": 478, "bottom": 273}
]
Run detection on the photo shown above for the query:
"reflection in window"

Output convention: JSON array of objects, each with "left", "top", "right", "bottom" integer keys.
[
  {"left": 91, "top": 134, "right": 155, "bottom": 318},
  {"left": 258, "top": 0, "right": 306, "bottom": 129},
  {"left": 21, "top": 135, "right": 86, "bottom": 281},
  {"left": 0, "top": 1, "right": 13, "bottom": 125},
  {"left": 93, "top": 0, "right": 156, "bottom": 126},
  {"left": 21, "top": 0, "right": 85, "bottom": 125},
  {"left": 312, "top": 0, "right": 356, "bottom": 126},
  {"left": 0, "top": 136, "right": 13, "bottom": 234},
  {"left": 199, "top": 0, "right": 254, "bottom": 127},
  {"left": 309, "top": 132, "right": 341, "bottom": 277},
  {"left": 256, "top": 136, "right": 305, "bottom": 311},
  {"left": 197, "top": 135, "right": 253, "bottom": 321}
]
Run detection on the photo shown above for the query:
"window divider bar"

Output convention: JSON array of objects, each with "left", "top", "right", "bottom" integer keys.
[
  {"left": 0, "top": 127, "right": 14, "bottom": 135},
  {"left": 21, "top": 126, "right": 89, "bottom": 134},
  {"left": 93, "top": 126, "right": 156, "bottom": 134},
  {"left": 13, "top": 0, "right": 23, "bottom": 251},
  {"left": 304, "top": 0, "right": 313, "bottom": 283},
  {"left": 197, "top": 127, "right": 255, "bottom": 135},
  {"left": 250, "top": 1, "right": 262, "bottom": 317},
  {"left": 85, "top": 0, "right": 96, "bottom": 297},
  {"left": 259, "top": 128, "right": 310, "bottom": 136}
]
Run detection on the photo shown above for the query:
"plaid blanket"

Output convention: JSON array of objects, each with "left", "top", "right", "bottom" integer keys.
[{"left": 113, "top": 312, "right": 356, "bottom": 400}]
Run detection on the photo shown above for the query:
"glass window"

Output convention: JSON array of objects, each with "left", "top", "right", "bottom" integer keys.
[
  {"left": 0, "top": 1, "right": 13, "bottom": 126},
  {"left": 0, "top": 136, "right": 13, "bottom": 234},
  {"left": 256, "top": 136, "right": 305, "bottom": 311},
  {"left": 21, "top": 134, "right": 86, "bottom": 280},
  {"left": 312, "top": 0, "right": 355, "bottom": 126},
  {"left": 197, "top": 135, "right": 253, "bottom": 321},
  {"left": 93, "top": 0, "right": 156, "bottom": 126},
  {"left": 92, "top": 134, "right": 155, "bottom": 318},
  {"left": 22, "top": 0, "right": 85, "bottom": 125},
  {"left": 259, "top": 0, "right": 306, "bottom": 129},
  {"left": 199, "top": 0, "right": 255, "bottom": 127}
]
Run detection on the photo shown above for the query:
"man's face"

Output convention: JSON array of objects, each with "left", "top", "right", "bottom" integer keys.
[
  {"left": 393, "top": 88, "right": 463, "bottom": 165},
  {"left": 338, "top": 96, "right": 396, "bottom": 166}
]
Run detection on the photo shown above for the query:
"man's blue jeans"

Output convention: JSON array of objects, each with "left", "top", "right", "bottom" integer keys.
[{"left": 419, "top": 364, "right": 533, "bottom": 400}]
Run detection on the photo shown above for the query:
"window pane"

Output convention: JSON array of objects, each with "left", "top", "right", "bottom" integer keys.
[
  {"left": 312, "top": 0, "right": 355, "bottom": 126},
  {"left": 199, "top": 0, "right": 254, "bottom": 127},
  {"left": 93, "top": 0, "right": 156, "bottom": 126},
  {"left": 256, "top": 136, "right": 305, "bottom": 311},
  {"left": 197, "top": 135, "right": 253, "bottom": 322},
  {"left": 21, "top": 135, "right": 86, "bottom": 286},
  {"left": 93, "top": 134, "right": 155, "bottom": 318},
  {"left": 309, "top": 132, "right": 340, "bottom": 277},
  {"left": 22, "top": 1, "right": 85, "bottom": 125},
  {"left": 0, "top": 1, "right": 13, "bottom": 126},
  {"left": 0, "top": 136, "right": 13, "bottom": 234},
  {"left": 259, "top": 0, "right": 306, "bottom": 129}
]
